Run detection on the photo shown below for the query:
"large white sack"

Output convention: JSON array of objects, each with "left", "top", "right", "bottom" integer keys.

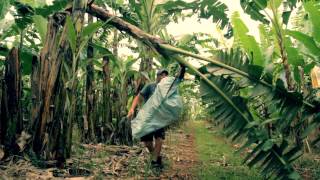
[{"left": 131, "top": 76, "right": 183, "bottom": 139}]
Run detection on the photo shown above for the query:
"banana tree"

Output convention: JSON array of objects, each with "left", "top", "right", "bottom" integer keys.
[
  {"left": 236, "top": 0, "right": 320, "bottom": 151},
  {"left": 83, "top": 14, "right": 97, "bottom": 143},
  {"left": 0, "top": 48, "right": 22, "bottom": 155},
  {"left": 111, "top": 56, "right": 138, "bottom": 145},
  {"left": 29, "top": 0, "right": 105, "bottom": 161},
  {"left": 127, "top": 0, "right": 168, "bottom": 93}
]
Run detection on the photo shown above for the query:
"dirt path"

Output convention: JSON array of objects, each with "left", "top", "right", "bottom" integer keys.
[
  {"left": 2, "top": 122, "right": 319, "bottom": 179},
  {"left": 161, "top": 128, "right": 199, "bottom": 179},
  {"left": 0, "top": 124, "right": 199, "bottom": 180}
]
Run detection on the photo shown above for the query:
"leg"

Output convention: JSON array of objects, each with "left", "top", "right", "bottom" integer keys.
[
  {"left": 153, "top": 128, "right": 165, "bottom": 162},
  {"left": 144, "top": 140, "right": 154, "bottom": 153},
  {"left": 141, "top": 133, "right": 154, "bottom": 155},
  {"left": 153, "top": 137, "right": 163, "bottom": 161}
]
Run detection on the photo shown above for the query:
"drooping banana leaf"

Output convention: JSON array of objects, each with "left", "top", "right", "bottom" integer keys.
[
  {"left": 198, "top": 69, "right": 303, "bottom": 179},
  {"left": 200, "top": 75, "right": 253, "bottom": 140},
  {"left": 196, "top": 49, "right": 317, "bottom": 179}
]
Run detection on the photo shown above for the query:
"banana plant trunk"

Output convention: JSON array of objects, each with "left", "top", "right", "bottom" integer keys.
[
  {"left": 32, "top": 0, "right": 87, "bottom": 162},
  {"left": 102, "top": 56, "right": 112, "bottom": 142},
  {"left": 64, "top": 0, "right": 88, "bottom": 155},
  {"left": 83, "top": 14, "right": 97, "bottom": 143},
  {"left": 136, "top": 46, "right": 153, "bottom": 94},
  {"left": 111, "top": 29, "right": 122, "bottom": 142},
  {"left": 0, "top": 47, "right": 22, "bottom": 154},
  {"left": 116, "top": 73, "right": 132, "bottom": 145},
  {"left": 31, "top": 13, "right": 72, "bottom": 163},
  {"left": 30, "top": 55, "right": 40, "bottom": 129}
]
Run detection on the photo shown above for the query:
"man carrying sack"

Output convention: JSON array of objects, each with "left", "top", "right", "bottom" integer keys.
[{"left": 127, "top": 65, "right": 186, "bottom": 169}]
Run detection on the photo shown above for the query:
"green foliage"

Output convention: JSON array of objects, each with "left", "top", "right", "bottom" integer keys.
[
  {"left": 200, "top": 75, "right": 253, "bottom": 140},
  {"left": 1, "top": 46, "right": 35, "bottom": 75},
  {"left": 159, "top": 0, "right": 229, "bottom": 28},
  {"left": 13, "top": 1, "right": 34, "bottom": 30},
  {"left": 65, "top": 16, "right": 77, "bottom": 54},
  {"left": 176, "top": 34, "right": 200, "bottom": 54},
  {"left": 284, "top": 37, "right": 304, "bottom": 66},
  {"left": 240, "top": 0, "right": 269, "bottom": 24},
  {"left": 34, "top": 0, "right": 69, "bottom": 18},
  {"left": 193, "top": 48, "right": 319, "bottom": 179},
  {"left": 258, "top": 24, "right": 279, "bottom": 65},
  {"left": 304, "top": 1, "right": 320, "bottom": 43},
  {"left": 32, "top": 15, "right": 47, "bottom": 43},
  {"left": 259, "top": 24, "right": 272, "bottom": 52},
  {"left": 20, "top": 48, "right": 34, "bottom": 75},
  {"left": 0, "top": 0, "right": 10, "bottom": 20},
  {"left": 1, "top": 0, "right": 69, "bottom": 42},
  {"left": 196, "top": 0, "right": 229, "bottom": 28},
  {"left": 126, "top": 0, "right": 160, "bottom": 33},
  {"left": 81, "top": 22, "right": 103, "bottom": 39},
  {"left": 231, "top": 12, "right": 264, "bottom": 66},
  {"left": 90, "top": 42, "right": 116, "bottom": 61},
  {"left": 240, "top": 0, "right": 299, "bottom": 24},
  {"left": 0, "top": 46, "right": 9, "bottom": 57},
  {"left": 18, "top": 0, "right": 46, "bottom": 8},
  {"left": 286, "top": 30, "right": 320, "bottom": 57}
]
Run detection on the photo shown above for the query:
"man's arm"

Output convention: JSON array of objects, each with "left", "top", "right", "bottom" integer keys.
[
  {"left": 127, "top": 94, "right": 144, "bottom": 119},
  {"left": 127, "top": 83, "right": 150, "bottom": 119}
]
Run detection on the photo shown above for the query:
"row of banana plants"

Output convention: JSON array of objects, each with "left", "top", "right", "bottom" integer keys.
[
  {"left": 0, "top": 0, "right": 203, "bottom": 164},
  {"left": 0, "top": 0, "right": 149, "bottom": 163}
]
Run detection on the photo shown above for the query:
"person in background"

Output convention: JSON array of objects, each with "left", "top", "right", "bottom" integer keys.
[{"left": 127, "top": 65, "right": 186, "bottom": 169}]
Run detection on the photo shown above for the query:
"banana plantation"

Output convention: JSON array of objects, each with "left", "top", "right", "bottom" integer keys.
[{"left": 1, "top": 0, "right": 320, "bottom": 179}]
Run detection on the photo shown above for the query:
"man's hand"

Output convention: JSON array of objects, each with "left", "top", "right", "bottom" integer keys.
[
  {"left": 179, "top": 62, "right": 186, "bottom": 68},
  {"left": 178, "top": 63, "right": 186, "bottom": 79},
  {"left": 127, "top": 94, "right": 143, "bottom": 120},
  {"left": 127, "top": 108, "right": 135, "bottom": 120}
]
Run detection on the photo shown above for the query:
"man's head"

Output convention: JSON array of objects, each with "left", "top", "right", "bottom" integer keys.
[{"left": 156, "top": 69, "right": 168, "bottom": 83}]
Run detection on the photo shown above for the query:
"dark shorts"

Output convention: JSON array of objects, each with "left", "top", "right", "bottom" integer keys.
[{"left": 140, "top": 128, "right": 165, "bottom": 142}]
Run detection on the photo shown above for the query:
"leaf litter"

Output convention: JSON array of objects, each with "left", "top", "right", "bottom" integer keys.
[{"left": 0, "top": 128, "right": 199, "bottom": 179}]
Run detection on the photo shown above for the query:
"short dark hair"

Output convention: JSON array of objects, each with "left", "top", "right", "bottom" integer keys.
[{"left": 156, "top": 69, "right": 169, "bottom": 76}]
